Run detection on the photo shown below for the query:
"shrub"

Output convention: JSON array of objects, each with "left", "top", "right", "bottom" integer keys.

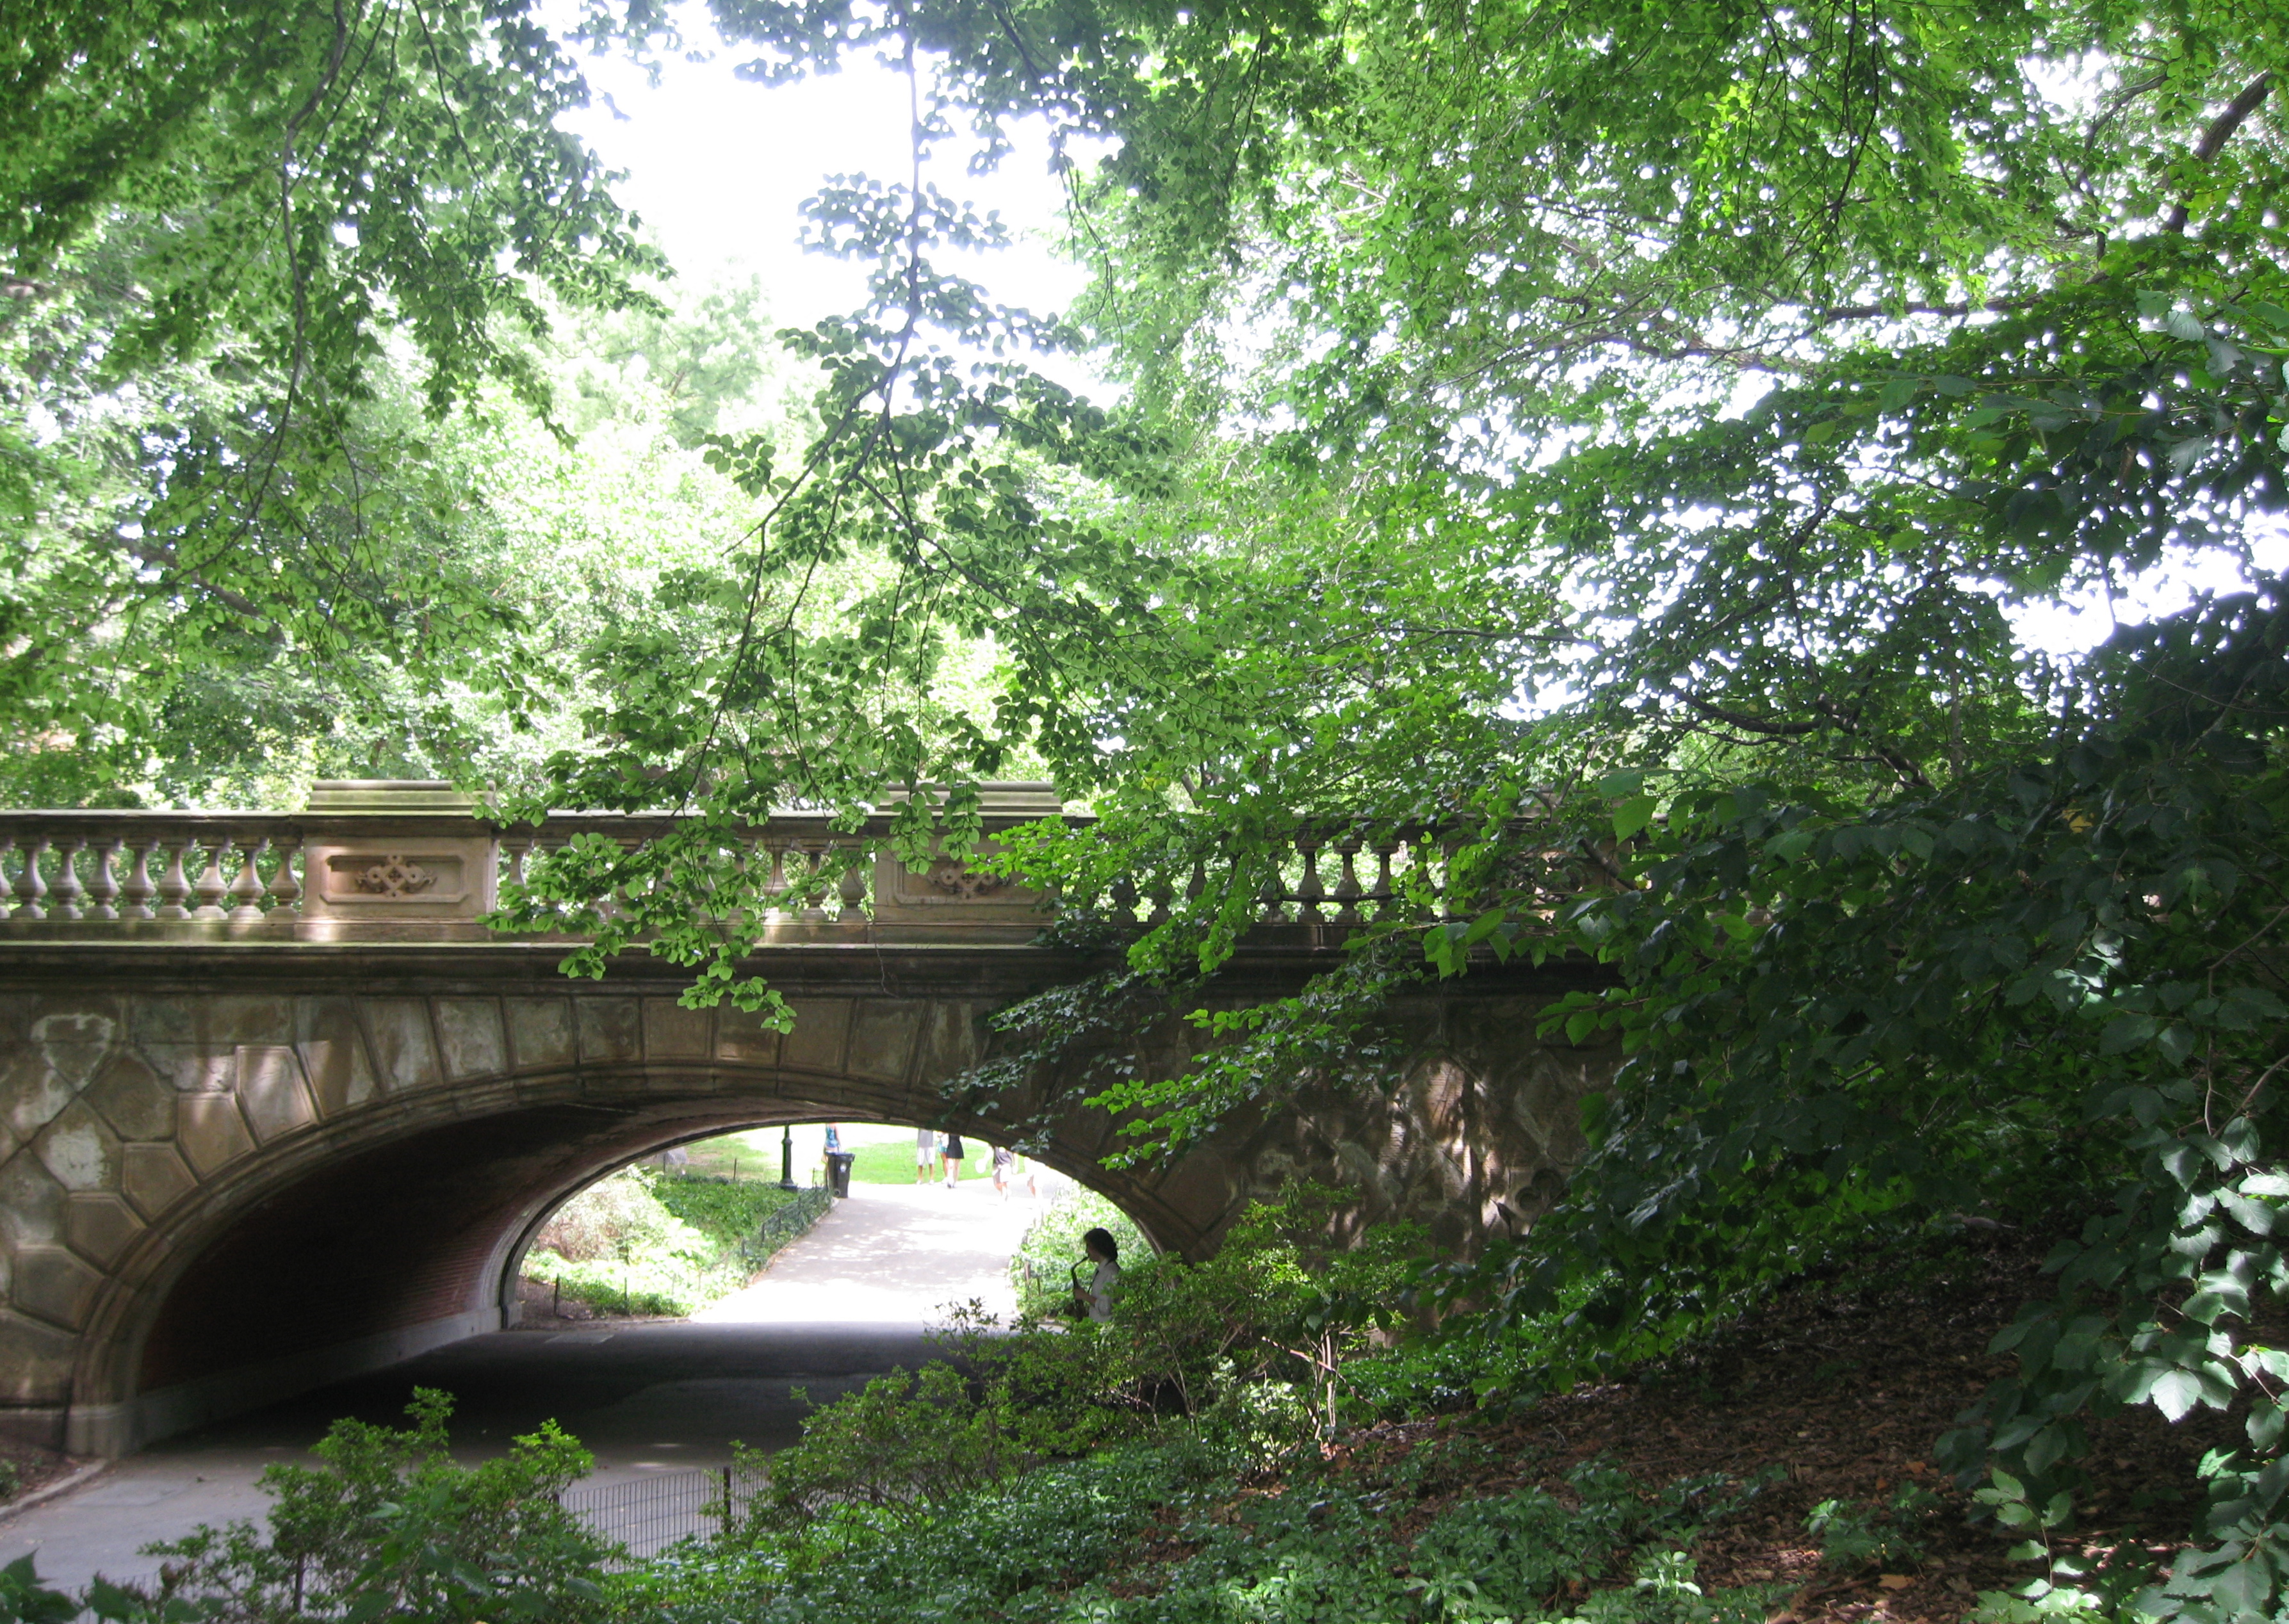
[
  {"left": 121, "top": 1390, "right": 612, "bottom": 1624},
  {"left": 738, "top": 1364, "right": 1018, "bottom": 1535},
  {"left": 524, "top": 1166, "right": 813, "bottom": 1317}
]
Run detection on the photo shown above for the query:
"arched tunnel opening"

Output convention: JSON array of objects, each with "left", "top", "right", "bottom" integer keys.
[{"left": 108, "top": 1084, "right": 1177, "bottom": 1454}]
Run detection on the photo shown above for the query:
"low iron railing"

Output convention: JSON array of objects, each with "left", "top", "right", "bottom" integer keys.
[
  {"left": 558, "top": 1463, "right": 769, "bottom": 1563},
  {"left": 738, "top": 1185, "right": 833, "bottom": 1271}
]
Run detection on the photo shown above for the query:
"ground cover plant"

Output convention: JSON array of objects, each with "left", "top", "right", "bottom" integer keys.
[
  {"left": 1, "top": 1180, "right": 2261, "bottom": 1624},
  {"left": 519, "top": 1165, "right": 815, "bottom": 1317}
]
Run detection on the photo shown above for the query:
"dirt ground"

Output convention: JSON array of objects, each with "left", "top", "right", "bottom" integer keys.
[
  {"left": 0, "top": 1435, "right": 93, "bottom": 1510},
  {"left": 1330, "top": 1232, "right": 2231, "bottom": 1624}
]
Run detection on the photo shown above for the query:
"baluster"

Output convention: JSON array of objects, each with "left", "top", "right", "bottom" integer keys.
[
  {"left": 267, "top": 832, "right": 303, "bottom": 916},
  {"left": 1436, "top": 836, "right": 1464, "bottom": 922},
  {"left": 791, "top": 840, "right": 831, "bottom": 924},
  {"left": 760, "top": 838, "right": 791, "bottom": 923},
  {"left": 1331, "top": 837, "right": 1364, "bottom": 927},
  {"left": 86, "top": 838, "right": 122, "bottom": 920},
  {"left": 1144, "top": 868, "right": 1174, "bottom": 925},
  {"left": 123, "top": 836, "right": 160, "bottom": 920},
  {"left": 189, "top": 834, "right": 229, "bottom": 918},
  {"left": 499, "top": 832, "right": 532, "bottom": 893},
  {"left": 48, "top": 836, "right": 86, "bottom": 920},
  {"left": 1252, "top": 849, "right": 1285, "bottom": 922},
  {"left": 836, "top": 843, "right": 868, "bottom": 931},
  {"left": 1185, "top": 857, "right": 1207, "bottom": 905},
  {"left": 154, "top": 834, "right": 194, "bottom": 920},
  {"left": 1294, "top": 836, "right": 1326, "bottom": 923},
  {"left": 1109, "top": 873, "right": 1139, "bottom": 922},
  {"left": 11, "top": 835, "right": 49, "bottom": 919},
  {"left": 1368, "top": 841, "right": 1397, "bottom": 921},
  {"left": 227, "top": 835, "right": 268, "bottom": 920}
]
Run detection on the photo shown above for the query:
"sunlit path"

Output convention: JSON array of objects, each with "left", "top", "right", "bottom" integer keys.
[{"left": 694, "top": 1179, "right": 1046, "bottom": 1325}]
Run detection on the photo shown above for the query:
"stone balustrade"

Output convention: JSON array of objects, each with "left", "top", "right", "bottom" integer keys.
[{"left": 0, "top": 781, "right": 1483, "bottom": 947}]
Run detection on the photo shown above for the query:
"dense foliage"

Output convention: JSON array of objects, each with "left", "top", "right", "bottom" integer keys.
[{"left": 8, "top": 0, "right": 2288, "bottom": 1612}]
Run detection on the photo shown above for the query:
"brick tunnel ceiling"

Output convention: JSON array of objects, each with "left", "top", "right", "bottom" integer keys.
[{"left": 140, "top": 1102, "right": 717, "bottom": 1390}]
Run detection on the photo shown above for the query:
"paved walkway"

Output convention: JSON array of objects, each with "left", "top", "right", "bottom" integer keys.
[
  {"left": 0, "top": 1179, "right": 1054, "bottom": 1595},
  {"left": 696, "top": 1177, "right": 1039, "bottom": 1324}
]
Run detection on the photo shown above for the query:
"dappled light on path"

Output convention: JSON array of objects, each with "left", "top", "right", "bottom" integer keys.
[{"left": 692, "top": 1180, "right": 1044, "bottom": 1325}]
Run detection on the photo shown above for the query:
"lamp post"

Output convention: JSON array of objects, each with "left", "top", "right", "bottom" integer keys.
[{"left": 778, "top": 1123, "right": 799, "bottom": 1190}]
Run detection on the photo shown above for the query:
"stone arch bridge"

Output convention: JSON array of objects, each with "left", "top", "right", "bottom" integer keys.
[{"left": 0, "top": 784, "right": 1609, "bottom": 1456}]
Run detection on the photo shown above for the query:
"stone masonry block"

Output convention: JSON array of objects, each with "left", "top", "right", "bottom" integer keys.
[
  {"left": 846, "top": 1002, "right": 922, "bottom": 1082},
  {"left": 83, "top": 1052, "right": 175, "bottom": 1141},
  {"left": 31, "top": 1103, "right": 121, "bottom": 1192},
  {"left": 236, "top": 1047, "right": 316, "bottom": 1142},
  {"left": 779, "top": 1000, "right": 851, "bottom": 1075},
  {"left": 0, "top": 1308, "right": 80, "bottom": 1406},
  {"left": 0, "top": 1156, "right": 66, "bottom": 1249},
  {"left": 913, "top": 1001, "right": 980, "bottom": 1081},
  {"left": 361, "top": 1000, "right": 441, "bottom": 1091},
  {"left": 576, "top": 1000, "right": 640, "bottom": 1063},
  {"left": 297, "top": 997, "right": 377, "bottom": 1125},
  {"left": 0, "top": 1048, "right": 74, "bottom": 1146},
  {"left": 30, "top": 1011, "right": 115, "bottom": 1091},
  {"left": 298, "top": 998, "right": 377, "bottom": 1117},
  {"left": 136, "top": 1044, "right": 237, "bottom": 1094},
  {"left": 713, "top": 1003, "right": 783, "bottom": 1066},
  {"left": 641, "top": 998, "right": 710, "bottom": 1060},
  {"left": 506, "top": 1000, "right": 574, "bottom": 1070},
  {"left": 434, "top": 999, "right": 507, "bottom": 1080},
  {"left": 64, "top": 1193, "right": 143, "bottom": 1268},
  {"left": 131, "top": 994, "right": 292, "bottom": 1049},
  {"left": 12, "top": 1246, "right": 102, "bottom": 1330},
  {"left": 121, "top": 1144, "right": 197, "bottom": 1221},
  {"left": 175, "top": 1094, "right": 257, "bottom": 1177},
  {"left": 3, "top": 1006, "right": 118, "bottom": 1143}
]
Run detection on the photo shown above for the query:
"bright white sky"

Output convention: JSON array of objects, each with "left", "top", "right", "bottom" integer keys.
[
  {"left": 557, "top": 24, "right": 1098, "bottom": 358},
  {"left": 554, "top": 21, "right": 2283, "bottom": 660}
]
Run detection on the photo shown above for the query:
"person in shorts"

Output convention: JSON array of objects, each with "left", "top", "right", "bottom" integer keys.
[
  {"left": 991, "top": 1144, "right": 1015, "bottom": 1201},
  {"left": 916, "top": 1126, "right": 936, "bottom": 1183}
]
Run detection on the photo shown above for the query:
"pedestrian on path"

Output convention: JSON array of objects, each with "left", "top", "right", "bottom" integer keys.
[
  {"left": 1073, "top": 1227, "right": 1120, "bottom": 1322},
  {"left": 941, "top": 1131, "right": 966, "bottom": 1187},
  {"left": 916, "top": 1126, "right": 936, "bottom": 1184},
  {"left": 991, "top": 1144, "right": 1014, "bottom": 1201}
]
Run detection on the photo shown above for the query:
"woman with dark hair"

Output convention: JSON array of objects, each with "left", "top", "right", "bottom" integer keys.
[
  {"left": 940, "top": 1130, "right": 965, "bottom": 1188},
  {"left": 1071, "top": 1227, "right": 1120, "bottom": 1322}
]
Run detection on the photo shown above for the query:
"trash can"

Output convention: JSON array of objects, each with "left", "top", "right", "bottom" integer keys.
[{"left": 824, "top": 1150, "right": 856, "bottom": 1198}]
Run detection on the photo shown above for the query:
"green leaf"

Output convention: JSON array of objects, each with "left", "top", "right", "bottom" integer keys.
[
  {"left": 1613, "top": 795, "right": 1659, "bottom": 840},
  {"left": 2151, "top": 1367, "right": 2206, "bottom": 1422}
]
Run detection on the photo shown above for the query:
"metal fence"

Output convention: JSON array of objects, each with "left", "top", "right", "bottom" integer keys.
[
  {"left": 737, "top": 1183, "right": 832, "bottom": 1270},
  {"left": 558, "top": 1464, "right": 770, "bottom": 1563}
]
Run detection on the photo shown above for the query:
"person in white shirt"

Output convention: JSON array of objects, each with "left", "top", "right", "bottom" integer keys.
[
  {"left": 1074, "top": 1227, "right": 1121, "bottom": 1323},
  {"left": 915, "top": 1126, "right": 936, "bottom": 1184}
]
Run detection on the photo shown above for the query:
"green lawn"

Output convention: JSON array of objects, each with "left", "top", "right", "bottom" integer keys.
[{"left": 674, "top": 1122, "right": 997, "bottom": 1185}]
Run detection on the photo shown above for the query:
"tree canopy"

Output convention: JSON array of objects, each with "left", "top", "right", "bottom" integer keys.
[{"left": 5, "top": 0, "right": 2287, "bottom": 1612}]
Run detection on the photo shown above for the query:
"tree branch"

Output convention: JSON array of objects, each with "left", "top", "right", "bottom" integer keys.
[{"left": 2165, "top": 72, "right": 2273, "bottom": 233}]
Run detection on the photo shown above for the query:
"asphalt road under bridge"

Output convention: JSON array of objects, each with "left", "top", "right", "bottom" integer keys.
[{"left": 0, "top": 1180, "right": 1039, "bottom": 1593}]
